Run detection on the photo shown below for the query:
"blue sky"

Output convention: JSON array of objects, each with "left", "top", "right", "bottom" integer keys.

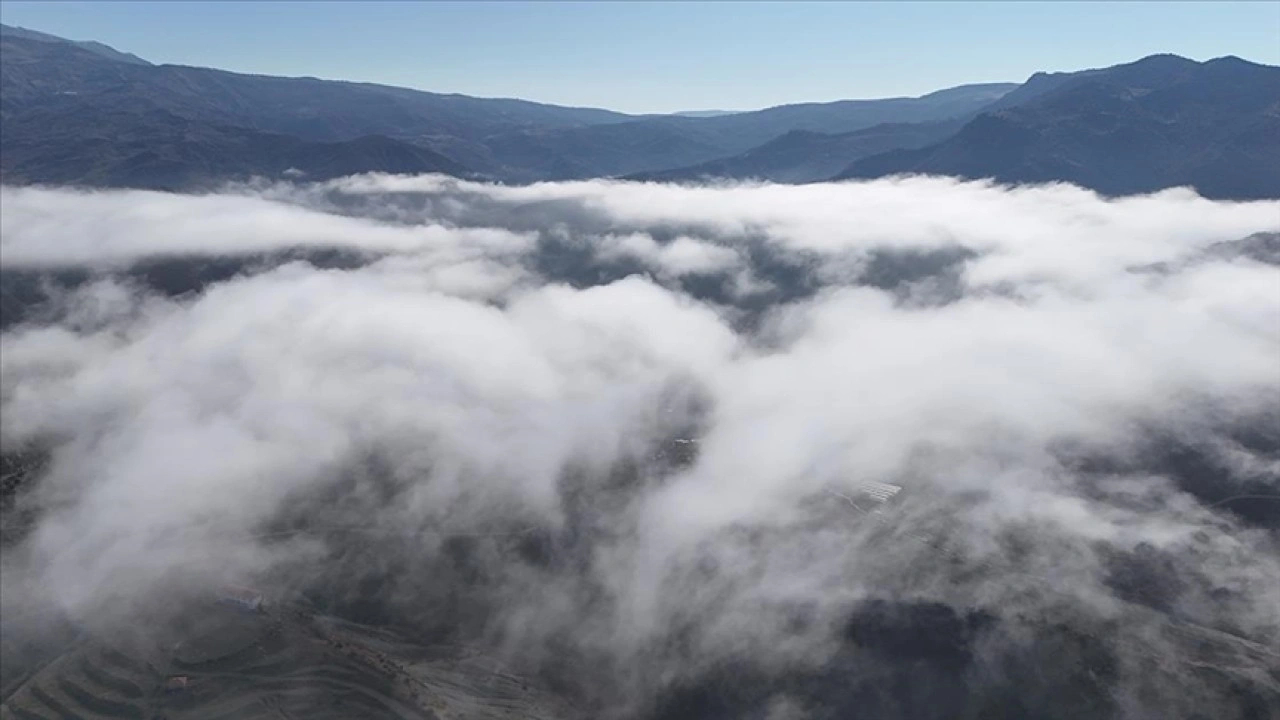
[{"left": 1, "top": 1, "right": 1276, "bottom": 113}]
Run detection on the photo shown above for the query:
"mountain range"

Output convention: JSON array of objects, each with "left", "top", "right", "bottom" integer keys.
[
  {"left": 836, "top": 54, "right": 1280, "bottom": 199},
  {"left": 2, "top": 24, "right": 1278, "bottom": 198}
]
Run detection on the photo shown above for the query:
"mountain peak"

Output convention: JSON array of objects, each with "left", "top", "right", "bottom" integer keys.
[
  {"left": 1120, "top": 52, "right": 1198, "bottom": 71},
  {"left": 0, "top": 23, "right": 151, "bottom": 65},
  {"left": 1205, "top": 55, "right": 1270, "bottom": 69},
  {"left": 1130, "top": 52, "right": 1196, "bottom": 63},
  {"left": 836, "top": 52, "right": 1280, "bottom": 200}
]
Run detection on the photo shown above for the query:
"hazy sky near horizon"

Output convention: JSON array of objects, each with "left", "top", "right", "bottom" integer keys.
[{"left": 1, "top": 1, "right": 1276, "bottom": 113}]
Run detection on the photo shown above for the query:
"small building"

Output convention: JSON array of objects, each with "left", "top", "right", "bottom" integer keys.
[
  {"left": 217, "top": 585, "right": 264, "bottom": 612},
  {"left": 856, "top": 481, "right": 903, "bottom": 503},
  {"left": 165, "top": 676, "right": 191, "bottom": 693}
]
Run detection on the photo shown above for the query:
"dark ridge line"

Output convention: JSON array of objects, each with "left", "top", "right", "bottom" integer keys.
[
  {"left": 75, "top": 655, "right": 145, "bottom": 699},
  {"left": 26, "top": 684, "right": 81, "bottom": 720},
  {"left": 1208, "top": 494, "right": 1280, "bottom": 508},
  {"left": 54, "top": 676, "right": 144, "bottom": 719},
  {"left": 94, "top": 647, "right": 148, "bottom": 674},
  {"left": 7, "top": 706, "right": 60, "bottom": 720},
  {"left": 169, "top": 674, "right": 422, "bottom": 720},
  {"left": 170, "top": 698, "right": 280, "bottom": 720},
  {"left": 172, "top": 642, "right": 280, "bottom": 673},
  {"left": 263, "top": 684, "right": 412, "bottom": 716},
  {"left": 182, "top": 657, "right": 376, "bottom": 684}
]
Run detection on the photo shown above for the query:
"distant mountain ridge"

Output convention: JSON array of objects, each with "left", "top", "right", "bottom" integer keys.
[
  {"left": 0, "top": 33, "right": 470, "bottom": 188},
  {"left": 2, "top": 23, "right": 1276, "bottom": 199},
  {"left": 0, "top": 24, "right": 1017, "bottom": 187},
  {"left": 0, "top": 24, "right": 151, "bottom": 66},
  {"left": 835, "top": 54, "right": 1280, "bottom": 199},
  {"left": 0, "top": 104, "right": 470, "bottom": 190},
  {"left": 627, "top": 120, "right": 967, "bottom": 184},
  {"left": 477, "top": 83, "right": 1016, "bottom": 181},
  {"left": 672, "top": 109, "right": 743, "bottom": 118},
  {"left": 633, "top": 55, "right": 1280, "bottom": 196}
]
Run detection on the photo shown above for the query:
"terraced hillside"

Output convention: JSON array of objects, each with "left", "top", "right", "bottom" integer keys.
[{"left": 0, "top": 599, "right": 579, "bottom": 720}]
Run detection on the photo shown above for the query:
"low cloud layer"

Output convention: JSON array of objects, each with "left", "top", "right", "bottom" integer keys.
[{"left": 2, "top": 175, "right": 1279, "bottom": 718}]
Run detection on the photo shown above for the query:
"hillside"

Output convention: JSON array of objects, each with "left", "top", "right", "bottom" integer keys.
[
  {"left": 0, "top": 101, "right": 470, "bottom": 190},
  {"left": 0, "top": 27, "right": 625, "bottom": 185},
  {"left": 0, "top": 25, "right": 1018, "bottom": 185},
  {"left": 0, "top": 26, "right": 628, "bottom": 137},
  {"left": 0, "top": 23, "right": 150, "bottom": 66},
  {"left": 627, "top": 119, "right": 964, "bottom": 183},
  {"left": 1, "top": 107, "right": 470, "bottom": 193},
  {"left": 6, "top": 24, "right": 1276, "bottom": 198},
  {"left": 497, "top": 83, "right": 1017, "bottom": 179},
  {"left": 835, "top": 55, "right": 1280, "bottom": 199}
]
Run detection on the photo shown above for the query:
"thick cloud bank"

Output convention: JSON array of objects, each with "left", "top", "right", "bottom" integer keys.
[{"left": 2, "top": 176, "right": 1279, "bottom": 719}]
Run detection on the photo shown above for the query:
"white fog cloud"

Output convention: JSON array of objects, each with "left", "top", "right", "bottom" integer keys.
[{"left": 2, "top": 174, "right": 1278, "bottom": 717}]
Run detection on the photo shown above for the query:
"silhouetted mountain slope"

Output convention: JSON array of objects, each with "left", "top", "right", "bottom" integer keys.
[
  {"left": 659, "top": 83, "right": 1017, "bottom": 151},
  {"left": 1, "top": 26, "right": 1020, "bottom": 183},
  {"left": 483, "top": 118, "right": 732, "bottom": 180},
  {"left": 0, "top": 30, "right": 628, "bottom": 139},
  {"left": 672, "top": 109, "right": 741, "bottom": 118},
  {"left": 981, "top": 53, "right": 1205, "bottom": 113},
  {"left": 9, "top": 26, "right": 1273, "bottom": 196},
  {"left": 0, "top": 23, "right": 151, "bottom": 66},
  {"left": 836, "top": 55, "right": 1280, "bottom": 199},
  {"left": 627, "top": 119, "right": 964, "bottom": 183},
  {"left": 493, "top": 84, "right": 1017, "bottom": 179},
  {"left": 1, "top": 102, "right": 468, "bottom": 191}
]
